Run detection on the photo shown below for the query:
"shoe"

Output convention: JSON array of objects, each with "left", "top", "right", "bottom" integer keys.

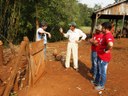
[
  {"left": 74, "top": 68, "right": 79, "bottom": 71},
  {"left": 65, "top": 66, "right": 70, "bottom": 69},
  {"left": 90, "top": 80, "right": 98, "bottom": 86},
  {"left": 89, "top": 69, "right": 94, "bottom": 74},
  {"left": 95, "top": 86, "right": 104, "bottom": 91},
  {"left": 64, "top": 67, "right": 70, "bottom": 71}
]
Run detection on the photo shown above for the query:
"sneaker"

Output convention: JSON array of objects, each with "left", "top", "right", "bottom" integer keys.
[
  {"left": 65, "top": 66, "right": 70, "bottom": 69},
  {"left": 89, "top": 69, "right": 94, "bottom": 74},
  {"left": 64, "top": 67, "right": 70, "bottom": 71},
  {"left": 90, "top": 80, "right": 98, "bottom": 86},
  {"left": 95, "top": 86, "right": 104, "bottom": 91},
  {"left": 74, "top": 68, "right": 79, "bottom": 72}
]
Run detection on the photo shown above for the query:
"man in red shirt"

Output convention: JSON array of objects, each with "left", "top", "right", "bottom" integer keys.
[
  {"left": 89, "top": 25, "right": 103, "bottom": 79},
  {"left": 93, "top": 22, "right": 114, "bottom": 91}
]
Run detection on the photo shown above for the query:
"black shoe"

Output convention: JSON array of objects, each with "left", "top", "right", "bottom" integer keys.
[
  {"left": 90, "top": 80, "right": 98, "bottom": 86},
  {"left": 89, "top": 70, "right": 94, "bottom": 74},
  {"left": 74, "top": 68, "right": 79, "bottom": 72}
]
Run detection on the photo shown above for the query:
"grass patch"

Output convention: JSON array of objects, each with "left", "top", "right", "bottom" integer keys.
[{"left": 79, "top": 26, "right": 91, "bottom": 34}]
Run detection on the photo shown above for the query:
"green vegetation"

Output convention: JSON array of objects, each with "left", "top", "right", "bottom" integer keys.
[
  {"left": 79, "top": 26, "right": 91, "bottom": 34},
  {"left": 0, "top": 0, "right": 101, "bottom": 43}
]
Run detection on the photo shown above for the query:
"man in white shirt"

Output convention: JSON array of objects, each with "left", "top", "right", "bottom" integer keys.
[
  {"left": 59, "top": 22, "right": 87, "bottom": 71},
  {"left": 36, "top": 21, "right": 51, "bottom": 59}
]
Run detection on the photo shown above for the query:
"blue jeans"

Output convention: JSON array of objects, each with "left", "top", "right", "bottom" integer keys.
[
  {"left": 94, "top": 57, "right": 108, "bottom": 87},
  {"left": 44, "top": 44, "right": 47, "bottom": 60},
  {"left": 91, "top": 51, "right": 98, "bottom": 78}
]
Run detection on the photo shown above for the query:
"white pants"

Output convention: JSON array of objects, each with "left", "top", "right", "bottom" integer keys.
[{"left": 65, "top": 42, "right": 78, "bottom": 69}]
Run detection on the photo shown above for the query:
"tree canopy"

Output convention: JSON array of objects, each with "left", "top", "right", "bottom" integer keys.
[{"left": 0, "top": 0, "right": 98, "bottom": 43}]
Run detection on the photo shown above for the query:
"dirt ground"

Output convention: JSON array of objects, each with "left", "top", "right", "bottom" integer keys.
[{"left": 5, "top": 38, "right": 128, "bottom": 96}]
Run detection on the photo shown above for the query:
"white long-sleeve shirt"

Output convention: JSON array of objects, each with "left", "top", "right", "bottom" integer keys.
[{"left": 64, "top": 28, "right": 87, "bottom": 43}]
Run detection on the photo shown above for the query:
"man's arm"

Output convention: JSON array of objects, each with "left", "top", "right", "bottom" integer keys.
[
  {"left": 39, "top": 30, "right": 51, "bottom": 38},
  {"left": 76, "top": 30, "right": 87, "bottom": 43},
  {"left": 104, "top": 42, "right": 113, "bottom": 53},
  {"left": 89, "top": 38, "right": 98, "bottom": 46},
  {"left": 81, "top": 32, "right": 87, "bottom": 40},
  {"left": 45, "top": 32, "right": 51, "bottom": 38},
  {"left": 59, "top": 27, "right": 65, "bottom": 36},
  {"left": 59, "top": 27, "right": 69, "bottom": 38}
]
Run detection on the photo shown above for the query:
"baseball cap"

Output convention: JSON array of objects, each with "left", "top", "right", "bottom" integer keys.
[
  {"left": 95, "top": 25, "right": 102, "bottom": 31},
  {"left": 68, "top": 22, "right": 77, "bottom": 27}
]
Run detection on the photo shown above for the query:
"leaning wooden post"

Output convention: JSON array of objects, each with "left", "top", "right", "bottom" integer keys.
[
  {"left": 23, "top": 37, "right": 31, "bottom": 86},
  {"left": 0, "top": 40, "right": 3, "bottom": 66}
]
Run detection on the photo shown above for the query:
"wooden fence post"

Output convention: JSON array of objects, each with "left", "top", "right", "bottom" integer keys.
[
  {"left": 3, "top": 39, "right": 28, "bottom": 96},
  {"left": 0, "top": 40, "right": 3, "bottom": 66}
]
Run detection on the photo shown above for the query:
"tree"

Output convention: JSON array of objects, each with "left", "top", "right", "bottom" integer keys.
[
  {"left": 78, "top": 3, "right": 93, "bottom": 26},
  {"left": 0, "top": 0, "right": 21, "bottom": 43},
  {"left": 93, "top": 4, "right": 102, "bottom": 11},
  {"left": 0, "top": 0, "right": 96, "bottom": 43}
]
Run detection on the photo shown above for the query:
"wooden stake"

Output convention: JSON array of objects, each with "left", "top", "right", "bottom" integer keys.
[{"left": 0, "top": 41, "right": 3, "bottom": 66}]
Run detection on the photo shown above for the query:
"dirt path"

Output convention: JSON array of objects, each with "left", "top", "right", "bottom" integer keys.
[{"left": 18, "top": 38, "right": 128, "bottom": 96}]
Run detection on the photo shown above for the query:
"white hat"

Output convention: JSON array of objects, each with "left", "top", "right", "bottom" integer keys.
[
  {"left": 95, "top": 25, "right": 102, "bottom": 31},
  {"left": 68, "top": 22, "right": 77, "bottom": 27}
]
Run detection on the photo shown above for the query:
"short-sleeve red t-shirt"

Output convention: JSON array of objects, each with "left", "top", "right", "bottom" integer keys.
[
  {"left": 91, "top": 33, "right": 103, "bottom": 51},
  {"left": 97, "top": 32, "right": 114, "bottom": 62}
]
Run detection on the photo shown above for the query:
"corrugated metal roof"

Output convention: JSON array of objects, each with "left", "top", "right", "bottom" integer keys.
[
  {"left": 94, "top": 0, "right": 127, "bottom": 13},
  {"left": 91, "top": 0, "right": 128, "bottom": 19}
]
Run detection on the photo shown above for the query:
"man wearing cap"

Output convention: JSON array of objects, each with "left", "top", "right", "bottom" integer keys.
[
  {"left": 89, "top": 24, "right": 103, "bottom": 79},
  {"left": 59, "top": 22, "right": 87, "bottom": 71},
  {"left": 36, "top": 21, "right": 51, "bottom": 59}
]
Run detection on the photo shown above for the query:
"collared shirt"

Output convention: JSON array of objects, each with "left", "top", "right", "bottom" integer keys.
[
  {"left": 36, "top": 28, "right": 47, "bottom": 44},
  {"left": 64, "top": 28, "right": 87, "bottom": 43}
]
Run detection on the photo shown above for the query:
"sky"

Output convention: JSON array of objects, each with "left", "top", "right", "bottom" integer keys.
[{"left": 78, "top": 0, "right": 115, "bottom": 8}]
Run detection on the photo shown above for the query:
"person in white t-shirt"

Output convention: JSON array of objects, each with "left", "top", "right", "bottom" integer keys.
[
  {"left": 36, "top": 21, "right": 51, "bottom": 59},
  {"left": 59, "top": 22, "right": 87, "bottom": 71}
]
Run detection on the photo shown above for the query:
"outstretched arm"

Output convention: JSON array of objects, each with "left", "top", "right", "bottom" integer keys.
[
  {"left": 59, "top": 27, "right": 69, "bottom": 38},
  {"left": 59, "top": 27, "right": 65, "bottom": 36},
  {"left": 45, "top": 32, "right": 51, "bottom": 38}
]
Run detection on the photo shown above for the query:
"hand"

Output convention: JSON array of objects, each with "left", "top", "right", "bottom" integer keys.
[
  {"left": 59, "top": 27, "right": 63, "bottom": 33},
  {"left": 76, "top": 40, "right": 82, "bottom": 43},
  {"left": 104, "top": 49, "right": 110, "bottom": 53},
  {"left": 89, "top": 38, "right": 94, "bottom": 43}
]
